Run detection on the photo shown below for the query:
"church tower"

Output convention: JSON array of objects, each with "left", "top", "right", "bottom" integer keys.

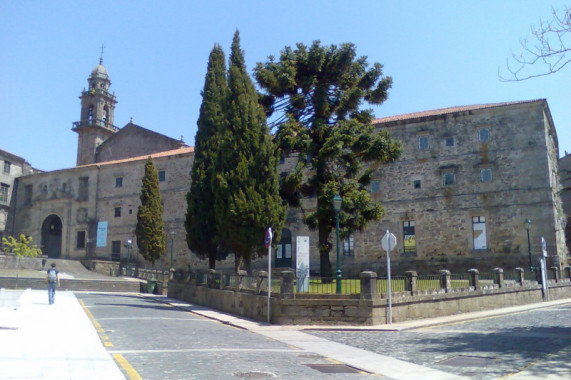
[{"left": 72, "top": 57, "right": 118, "bottom": 166}]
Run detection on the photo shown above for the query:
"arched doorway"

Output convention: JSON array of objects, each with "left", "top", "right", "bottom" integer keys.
[
  {"left": 275, "top": 228, "right": 292, "bottom": 268},
  {"left": 41, "top": 215, "right": 62, "bottom": 258}
]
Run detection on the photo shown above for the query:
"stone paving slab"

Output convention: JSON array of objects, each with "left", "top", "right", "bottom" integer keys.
[{"left": 0, "top": 289, "right": 125, "bottom": 379}]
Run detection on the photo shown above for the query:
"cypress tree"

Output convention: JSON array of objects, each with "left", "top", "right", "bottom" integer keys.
[
  {"left": 185, "top": 44, "right": 229, "bottom": 269},
  {"left": 214, "top": 30, "right": 285, "bottom": 273},
  {"left": 136, "top": 157, "right": 166, "bottom": 266}
]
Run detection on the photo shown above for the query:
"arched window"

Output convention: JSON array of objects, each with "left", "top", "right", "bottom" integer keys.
[
  {"left": 103, "top": 106, "right": 109, "bottom": 123},
  {"left": 88, "top": 105, "right": 94, "bottom": 122}
]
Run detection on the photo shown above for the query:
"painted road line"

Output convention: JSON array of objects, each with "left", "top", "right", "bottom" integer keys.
[{"left": 113, "top": 354, "right": 143, "bottom": 380}]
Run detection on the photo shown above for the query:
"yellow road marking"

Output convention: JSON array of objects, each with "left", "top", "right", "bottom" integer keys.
[{"left": 113, "top": 354, "right": 143, "bottom": 380}]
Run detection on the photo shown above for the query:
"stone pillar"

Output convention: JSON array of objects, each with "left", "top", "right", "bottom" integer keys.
[
  {"left": 360, "top": 271, "right": 378, "bottom": 299},
  {"left": 236, "top": 270, "right": 247, "bottom": 290},
  {"left": 515, "top": 267, "right": 525, "bottom": 286},
  {"left": 405, "top": 271, "right": 417, "bottom": 295},
  {"left": 207, "top": 269, "right": 217, "bottom": 288},
  {"left": 440, "top": 270, "right": 451, "bottom": 292},
  {"left": 169, "top": 268, "right": 175, "bottom": 281},
  {"left": 493, "top": 268, "right": 504, "bottom": 288},
  {"left": 550, "top": 267, "right": 559, "bottom": 283},
  {"left": 121, "top": 267, "right": 126, "bottom": 276},
  {"left": 257, "top": 271, "right": 269, "bottom": 294},
  {"left": 565, "top": 267, "right": 571, "bottom": 280},
  {"left": 280, "top": 270, "right": 295, "bottom": 299},
  {"left": 468, "top": 269, "right": 479, "bottom": 290}
]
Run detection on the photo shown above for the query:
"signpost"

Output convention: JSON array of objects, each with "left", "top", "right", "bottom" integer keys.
[
  {"left": 264, "top": 227, "right": 273, "bottom": 323},
  {"left": 381, "top": 230, "right": 397, "bottom": 324},
  {"left": 540, "top": 236, "right": 549, "bottom": 301},
  {"left": 296, "top": 236, "right": 310, "bottom": 292}
]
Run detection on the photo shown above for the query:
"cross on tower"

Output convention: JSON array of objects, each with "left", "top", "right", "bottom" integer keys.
[{"left": 99, "top": 44, "right": 106, "bottom": 64}]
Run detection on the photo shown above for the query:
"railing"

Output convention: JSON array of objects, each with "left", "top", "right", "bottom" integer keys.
[
  {"left": 417, "top": 274, "right": 442, "bottom": 290},
  {"left": 72, "top": 119, "right": 119, "bottom": 133},
  {"left": 180, "top": 265, "right": 571, "bottom": 299}
]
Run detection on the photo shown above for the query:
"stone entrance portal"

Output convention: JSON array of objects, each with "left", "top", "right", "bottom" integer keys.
[{"left": 41, "top": 214, "right": 62, "bottom": 258}]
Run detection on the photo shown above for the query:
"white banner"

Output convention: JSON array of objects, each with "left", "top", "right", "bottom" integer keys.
[{"left": 296, "top": 236, "right": 310, "bottom": 292}]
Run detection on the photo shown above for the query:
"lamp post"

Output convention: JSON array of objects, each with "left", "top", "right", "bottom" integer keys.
[
  {"left": 524, "top": 219, "right": 533, "bottom": 272},
  {"left": 169, "top": 231, "right": 176, "bottom": 270},
  {"left": 126, "top": 239, "right": 132, "bottom": 271},
  {"left": 333, "top": 194, "right": 343, "bottom": 294}
]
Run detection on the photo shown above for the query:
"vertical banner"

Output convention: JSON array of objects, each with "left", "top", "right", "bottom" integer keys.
[
  {"left": 96, "top": 221, "right": 108, "bottom": 247},
  {"left": 296, "top": 236, "right": 310, "bottom": 292}
]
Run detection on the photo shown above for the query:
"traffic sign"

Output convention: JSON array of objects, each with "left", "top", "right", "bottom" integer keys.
[
  {"left": 264, "top": 227, "right": 273, "bottom": 248},
  {"left": 381, "top": 231, "right": 397, "bottom": 252}
]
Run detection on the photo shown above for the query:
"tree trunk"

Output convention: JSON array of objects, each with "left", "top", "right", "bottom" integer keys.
[
  {"left": 209, "top": 255, "right": 216, "bottom": 270},
  {"left": 318, "top": 224, "right": 332, "bottom": 279}
]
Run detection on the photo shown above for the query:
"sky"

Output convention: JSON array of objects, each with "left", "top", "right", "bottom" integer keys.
[{"left": 1, "top": 1, "right": 570, "bottom": 172}]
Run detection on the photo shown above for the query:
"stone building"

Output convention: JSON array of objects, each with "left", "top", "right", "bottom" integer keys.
[
  {"left": 0, "top": 149, "right": 36, "bottom": 240},
  {"left": 6, "top": 61, "right": 569, "bottom": 274},
  {"left": 559, "top": 152, "right": 571, "bottom": 256}
]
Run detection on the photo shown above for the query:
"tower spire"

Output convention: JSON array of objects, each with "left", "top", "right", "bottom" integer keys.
[{"left": 99, "top": 44, "right": 105, "bottom": 65}]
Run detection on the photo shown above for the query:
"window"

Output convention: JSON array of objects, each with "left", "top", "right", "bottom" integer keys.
[
  {"left": 403, "top": 221, "right": 416, "bottom": 254},
  {"left": 0, "top": 183, "right": 9, "bottom": 203},
  {"left": 114, "top": 207, "right": 121, "bottom": 217},
  {"left": 3, "top": 161, "right": 11, "bottom": 174},
  {"left": 115, "top": 177, "right": 123, "bottom": 188},
  {"left": 76, "top": 231, "right": 86, "bottom": 249},
  {"left": 480, "top": 168, "right": 492, "bottom": 182},
  {"left": 472, "top": 216, "right": 487, "bottom": 250},
  {"left": 418, "top": 136, "right": 429, "bottom": 150},
  {"left": 78, "top": 177, "right": 89, "bottom": 201},
  {"left": 111, "top": 241, "right": 121, "bottom": 254},
  {"left": 445, "top": 137, "right": 454, "bottom": 147},
  {"left": 158, "top": 171, "right": 166, "bottom": 182},
  {"left": 413, "top": 180, "right": 421, "bottom": 189},
  {"left": 343, "top": 234, "right": 354, "bottom": 256},
  {"left": 24, "top": 185, "right": 32, "bottom": 204},
  {"left": 478, "top": 129, "right": 490, "bottom": 142},
  {"left": 370, "top": 180, "right": 380, "bottom": 193},
  {"left": 443, "top": 172, "right": 455, "bottom": 186}
]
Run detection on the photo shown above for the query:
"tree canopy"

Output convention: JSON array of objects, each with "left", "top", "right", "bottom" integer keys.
[
  {"left": 185, "top": 44, "right": 230, "bottom": 269},
  {"left": 255, "top": 41, "right": 402, "bottom": 277},
  {"left": 136, "top": 157, "right": 166, "bottom": 266},
  {"left": 1, "top": 234, "right": 42, "bottom": 257},
  {"left": 501, "top": 6, "right": 571, "bottom": 80},
  {"left": 213, "top": 30, "right": 285, "bottom": 272}
]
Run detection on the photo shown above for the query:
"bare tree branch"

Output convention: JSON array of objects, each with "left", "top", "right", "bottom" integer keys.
[{"left": 500, "top": 7, "right": 571, "bottom": 81}]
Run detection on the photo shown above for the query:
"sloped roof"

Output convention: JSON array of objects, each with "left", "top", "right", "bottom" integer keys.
[
  {"left": 79, "top": 146, "right": 194, "bottom": 168},
  {"left": 373, "top": 99, "right": 546, "bottom": 125}
]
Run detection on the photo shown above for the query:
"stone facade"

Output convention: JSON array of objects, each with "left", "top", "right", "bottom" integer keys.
[
  {"left": 0, "top": 149, "right": 36, "bottom": 240},
  {"left": 6, "top": 62, "right": 569, "bottom": 275}
]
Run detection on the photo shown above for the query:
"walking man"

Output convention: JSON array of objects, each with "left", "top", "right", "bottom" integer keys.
[{"left": 46, "top": 263, "right": 60, "bottom": 305}]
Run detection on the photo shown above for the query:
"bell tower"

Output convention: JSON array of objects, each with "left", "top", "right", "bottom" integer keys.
[{"left": 72, "top": 54, "right": 118, "bottom": 166}]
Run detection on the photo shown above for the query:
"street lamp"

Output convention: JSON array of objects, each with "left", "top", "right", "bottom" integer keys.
[
  {"left": 126, "top": 239, "right": 133, "bottom": 272},
  {"left": 524, "top": 219, "right": 533, "bottom": 272},
  {"left": 169, "top": 231, "right": 176, "bottom": 270},
  {"left": 333, "top": 194, "right": 343, "bottom": 294}
]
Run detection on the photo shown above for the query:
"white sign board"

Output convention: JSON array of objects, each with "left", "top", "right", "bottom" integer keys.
[
  {"left": 381, "top": 232, "right": 397, "bottom": 252},
  {"left": 96, "top": 221, "right": 108, "bottom": 247},
  {"left": 296, "top": 236, "right": 310, "bottom": 292}
]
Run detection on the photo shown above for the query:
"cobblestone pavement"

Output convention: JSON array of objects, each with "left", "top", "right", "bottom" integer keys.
[
  {"left": 308, "top": 303, "right": 571, "bottom": 379},
  {"left": 79, "top": 293, "right": 385, "bottom": 380}
]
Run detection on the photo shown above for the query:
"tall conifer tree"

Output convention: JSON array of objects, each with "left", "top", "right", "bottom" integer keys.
[
  {"left": 136, "top": 157, "right": 166, "bottom": 266},
  {"left": 185, "top": 44, "right": 229, "bottom": 269},
  {"left": 255, "top": 41, "right": 402, "bottom": 277},
  {"left": 214, "top": 30, "right": 285, "bottom": 272}
]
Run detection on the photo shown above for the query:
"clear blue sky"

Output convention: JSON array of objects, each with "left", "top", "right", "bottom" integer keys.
[{"left": 1, "top": 1, "right": 570, "bottom": 171}]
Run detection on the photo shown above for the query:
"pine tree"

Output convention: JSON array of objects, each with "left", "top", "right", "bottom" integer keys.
[
  {"left": 136, "top": 157, "right": 166, "bottom": 266},
  {"left": 214, "top": 30, "right": 285, "bottom": 273},
  {"left": 185, "top": 44, "right": 230, "bottom": 269},
  {"left": 255, "top": 41, "right": 403, "bottom": 277}
]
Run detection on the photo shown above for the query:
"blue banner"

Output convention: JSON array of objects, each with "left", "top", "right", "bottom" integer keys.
[{"left": 96, "top": 221, "right": 108, "bottom": 247}]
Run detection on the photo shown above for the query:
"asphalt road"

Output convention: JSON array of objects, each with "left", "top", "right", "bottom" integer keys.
[
  {"left": 309, "top": 303, "right": 571, "bottom": 379},
  {"left": 78, "top": 293, "right": 384, "bottom": 380}
]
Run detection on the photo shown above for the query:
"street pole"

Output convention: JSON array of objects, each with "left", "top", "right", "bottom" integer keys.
[
  {"left": 126, "top": 239, "right": 132, "bottom": 271},
  {"left": 333, "top": 194, "right": 342, "bottom": 294},
  {"left": 170, "top": 231, "right": 175, "bottom": 269},
  {"left": 525, "top": 219, "right": 533, "bottom": 272}
]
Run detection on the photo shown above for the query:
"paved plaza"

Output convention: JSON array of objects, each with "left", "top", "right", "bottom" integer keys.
[{"left": 0, "top": 288, "right": 569, "bottom": 379}]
